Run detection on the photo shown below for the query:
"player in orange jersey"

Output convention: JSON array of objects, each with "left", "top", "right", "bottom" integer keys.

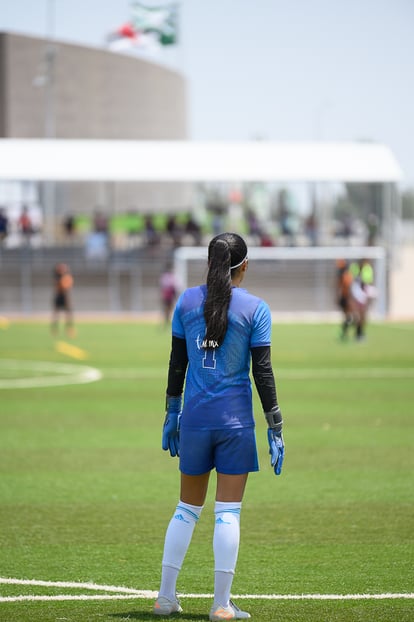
[
  {"left": 51, "top": 263, "right": 75, "bottom": 337},
  {"left": 336, "top": 259, "right": 355, "bottom": 340}
]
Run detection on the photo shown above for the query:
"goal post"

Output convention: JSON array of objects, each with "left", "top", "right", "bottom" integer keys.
[{"left": 173, "top": 245, "right": 387, "bottom": 319}]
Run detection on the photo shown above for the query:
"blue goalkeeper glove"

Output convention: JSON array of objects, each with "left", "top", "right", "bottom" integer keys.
[
  {"left": 265, "top": 406, "right": 285, "bottom": 476},
  {"left": 267, "top": 429, "right": 285, "bottom": 475},
  {"left": 162, "top": 395, "right": 182, "bottom": 457}
]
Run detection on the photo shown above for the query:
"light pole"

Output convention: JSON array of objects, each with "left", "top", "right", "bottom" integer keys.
[
  {"left": 44, "top": 0, "right": 56, "bottom": 139},
  {"left": 42, "top": 0, "right": 57, "bottom": 244}
]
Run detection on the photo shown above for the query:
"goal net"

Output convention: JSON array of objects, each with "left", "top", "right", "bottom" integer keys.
[{"left": 173, "top": 245, "right": 387, "bottom": 319}]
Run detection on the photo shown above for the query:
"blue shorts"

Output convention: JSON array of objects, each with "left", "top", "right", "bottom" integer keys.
[{"left": 179, "top": 427, "right": 259, "bottom": 475}]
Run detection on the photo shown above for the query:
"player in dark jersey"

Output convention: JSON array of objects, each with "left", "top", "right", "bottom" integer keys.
[
  {"left": 336, "top": 259, "right": 354, "bottom": 340},
  {"left": 153, "top": 233, "right": 285, "bottom": 620},
  {"left": 51, "top": 263, "right": 75, "bottom": 337}
]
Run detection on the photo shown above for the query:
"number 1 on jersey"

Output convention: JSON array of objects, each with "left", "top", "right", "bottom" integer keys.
[{"left": 202, "top": 349, "right": 216, "bottom": 369}]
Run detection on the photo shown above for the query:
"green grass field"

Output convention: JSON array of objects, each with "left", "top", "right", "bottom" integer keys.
[{"left": 0, "top": 319, "right": 413, "bottom": 622}]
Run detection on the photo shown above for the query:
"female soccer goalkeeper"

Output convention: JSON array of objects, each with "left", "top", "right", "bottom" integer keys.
[{"left": 154, "top": 232, "right": 285, "bottom": 620}]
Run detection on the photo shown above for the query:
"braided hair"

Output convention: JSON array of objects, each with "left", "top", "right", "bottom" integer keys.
[{"left": 203, "top": 232, "right": 248, "bottom": 349}]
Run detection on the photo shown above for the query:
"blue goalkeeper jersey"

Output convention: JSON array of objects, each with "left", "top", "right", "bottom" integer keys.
[{"left": 171, "top": 284, "right": 272, "bottom": 430}]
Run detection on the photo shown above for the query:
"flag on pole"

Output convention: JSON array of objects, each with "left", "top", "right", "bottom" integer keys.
[
  {"left": 107, "top": 2, "right": 179, "bottom": 51},
  {"left": 106, "top": 23, "right": 139, "bottom": 51},
  {"left": 131, "top": 2, "right": 179, "bottom": 46}
]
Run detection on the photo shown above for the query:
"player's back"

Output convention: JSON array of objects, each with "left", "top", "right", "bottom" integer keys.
[{"left": 173, "top": 285, "right": 271, "bottom": 429}]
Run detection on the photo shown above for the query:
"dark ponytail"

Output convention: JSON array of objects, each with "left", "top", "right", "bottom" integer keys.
[{"left": 203, "top": 232, "right": 248, "bottom": 349}]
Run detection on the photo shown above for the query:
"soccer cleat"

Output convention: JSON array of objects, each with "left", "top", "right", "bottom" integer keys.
[
  {"left": 153, "top": 595, "right": 183, "bottom": 615},
  {"left": 209, "top": 599, "right": 251, "bottom": 620}
]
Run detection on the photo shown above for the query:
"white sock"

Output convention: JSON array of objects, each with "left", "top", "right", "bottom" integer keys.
[
  {"left": 213, "top": 501, "right": 241, "bottom": 607},
  {"left": 158, "top": 501, "right": 203, "bottom": 600}
]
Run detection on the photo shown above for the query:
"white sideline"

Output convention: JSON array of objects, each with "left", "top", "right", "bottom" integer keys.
[
  {"left": 0, "top": 595, "right": 144, "bottom": 602},
  {"left": 0, "top": 578, "right": 413, "bottom": 603}
]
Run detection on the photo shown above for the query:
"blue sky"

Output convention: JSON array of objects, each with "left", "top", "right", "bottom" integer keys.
[{"left": 1, "top": 0, "right": 413, "bottom": 188}]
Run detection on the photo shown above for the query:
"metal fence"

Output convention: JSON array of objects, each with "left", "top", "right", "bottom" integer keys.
[{"left": 1, "top": 243, "right": 387, "bottom": 318}]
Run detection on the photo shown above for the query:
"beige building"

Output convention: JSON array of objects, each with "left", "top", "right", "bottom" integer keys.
[{"left": 0, "top": 31, "right": 192, "bottom": 227}]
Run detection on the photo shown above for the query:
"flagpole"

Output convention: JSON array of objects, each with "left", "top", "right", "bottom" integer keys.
[
  {"left": 44, "top": 0, "right": 56, "bottom": 138},
  {"left": 43, "top": 0, "right": 57, "bottom": 243}
]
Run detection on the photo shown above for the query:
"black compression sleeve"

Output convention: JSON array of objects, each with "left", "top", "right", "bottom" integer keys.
[
  {"left": 166, "top": 336, "right": 188, "bottom": 396},
  {"left": 251, "top": 345, "right": 278, "bottom": 412}
]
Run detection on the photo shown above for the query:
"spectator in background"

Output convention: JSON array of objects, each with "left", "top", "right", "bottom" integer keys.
[
  {"left": 144, "top": 214, "right": 160, "bottom": 248},
  {"left": 366, "top": 213, "right": 379, "bottom": 246},
  {"left": 85, "top": 210, "right": 110, "bottom": 260},
  {"left": 279, "top": 207, "right": 296, "bottom": 246},
  {"left": 259, "top": 231, "right": 274, "bottom": 247},
  {"left": 184, "top": 213, "right": 202, "bottom": 246},
  {"left": 246, "top": 208, "right": 261, "bottom": 243},
  {"left": 305, "top": 210, "right": 318, "bottom": 246},
  {"left": 166, "top": 214, "right": 182, "bottom": 247},
  {"left": 93, "top": 210, "right": 109, "bottom": 238},
  {"left": 0, "top": 207, "right": 8, "bottom": 246},
  {"left": 159, "top": 261, "right": 180, "bottom": 325},
  {"left": 341, "top": 214, "right": 353, "bottom": 244},
  {"left": 51, "top": 263, "right": 75, "bottom": 337},
  {"left": 18, "top": 205, "right": 33, "bottom": 244},
  {"left": 63, "top": 214, "right": 76, "bottom": 241},
  {"left": 210, "top": 205, "right": 226, "bottom": 236}
]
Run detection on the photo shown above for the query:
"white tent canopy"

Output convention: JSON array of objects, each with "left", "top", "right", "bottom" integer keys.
[{"left": 0, "top": 139, "right": 403, "bottom": 183}]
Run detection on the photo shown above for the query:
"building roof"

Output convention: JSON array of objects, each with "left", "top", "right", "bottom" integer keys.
[{"left": 0, "top": 139, "right": 403, "bottom": 183}]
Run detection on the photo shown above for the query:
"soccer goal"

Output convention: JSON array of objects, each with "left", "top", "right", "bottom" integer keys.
[{"left": 173, "top": 245, "right": 387, "bottom": 319}]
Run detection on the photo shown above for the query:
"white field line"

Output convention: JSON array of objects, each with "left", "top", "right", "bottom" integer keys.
[
  {"left": 1, "top": 593, "right": 413, "bottom": 603},
  {"left": 0, "top": 577, "right": 144, "bottom": 593},
  {"left": 100, "top": 367, "right": 414, "bottom": 381},
  {"left": 0, "top": 578, "right": 413, "bottom": 603},
  {"left": 1, "top": 360, "right": 413, "bottom": 389},
  {"left": 0, "top": 594, "right": 146, "bottom": 602},
  {"left": 0, "top": 359, "right": 102, "bottom": 389}
]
